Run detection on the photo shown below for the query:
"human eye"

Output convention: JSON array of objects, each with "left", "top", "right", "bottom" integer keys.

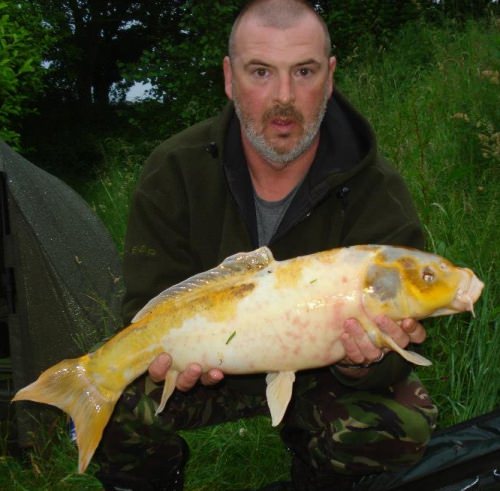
[
  {"left": 252, "top": 66, "right": 270, "bottom": 78},
  {"left": 295, "top": 66, "right": 315, "bottom": 78}
]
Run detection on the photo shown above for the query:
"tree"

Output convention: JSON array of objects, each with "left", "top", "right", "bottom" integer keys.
[
  {"left": 123, "top": 1, "right": 242, "bottom": 129},
  {"left": 37, "top": 0, "right": 185, "bottom": 105},
  {"left": 0, "top": 1, "right": 51, "bottom": 146}
]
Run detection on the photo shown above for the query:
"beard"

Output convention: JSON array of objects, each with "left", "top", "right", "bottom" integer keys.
[{"left": 233, "top": 88, "right": 329, "bottom": 168}]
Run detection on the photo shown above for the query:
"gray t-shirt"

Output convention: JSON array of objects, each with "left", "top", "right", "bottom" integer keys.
[{"left": 254, "top": 186, "right": 299, "bottom": 246}]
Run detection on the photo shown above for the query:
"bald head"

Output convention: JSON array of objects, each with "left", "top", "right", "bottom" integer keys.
[{"left": 228, "top": 0, "right": 331, "bottom": 59}]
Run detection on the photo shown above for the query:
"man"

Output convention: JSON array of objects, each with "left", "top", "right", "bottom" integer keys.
[{"left": 96, "top": 1, "right": 437, "bottom": 490}]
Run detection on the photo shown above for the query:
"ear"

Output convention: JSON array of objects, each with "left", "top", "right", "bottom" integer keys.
[
  {"left": 327, "top": 56, "right": 337, "bottom": 96},
  {"left": 223, "top": 56, "right": 233, "bottom": 100}
]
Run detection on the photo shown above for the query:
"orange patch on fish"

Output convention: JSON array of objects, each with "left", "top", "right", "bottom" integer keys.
[
  {"left": 146, "top": 282, "right": 256, "bottom": 325},
  {"left": 273, "top": 261, "right": 304, "bottom": 289},
  {"left": 314, "top": 248, "right": 343, "bottom": 264},
  {"left": 201, "top": 282, "right": 256, "bottom": 322}
]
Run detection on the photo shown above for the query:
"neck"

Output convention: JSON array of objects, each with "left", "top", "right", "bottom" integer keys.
[{"left": 242, "top": 133, "right": 319, "bottom": 201}]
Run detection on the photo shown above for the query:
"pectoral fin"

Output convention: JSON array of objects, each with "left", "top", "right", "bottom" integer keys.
[
  {"left": 265, "top": 371, "right": 296, "bottom": 426},
  {"left": 378, "top": 331, "right": 432, "bottom": 366},
  {"left": 155, "top": 370, "right": 178, "bottom": 415}
]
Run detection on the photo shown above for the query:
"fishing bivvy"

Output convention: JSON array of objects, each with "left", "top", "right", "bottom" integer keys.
[{"left": 0, "top": 140, "right": 123, "bottom": 446}]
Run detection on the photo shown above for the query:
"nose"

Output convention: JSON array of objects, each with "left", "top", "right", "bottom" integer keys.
[{"left": 274, "top": 73, "right": 295, "bottom": 105}]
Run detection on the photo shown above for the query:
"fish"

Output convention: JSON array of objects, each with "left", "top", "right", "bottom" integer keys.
[{"left": 12, "top": 244, "right": 484, "bottom": 473}]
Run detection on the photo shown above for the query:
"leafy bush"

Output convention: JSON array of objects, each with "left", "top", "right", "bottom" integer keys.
[
  {"left": 122, "top": 1, "right": 240, "bottom": 132},
  {"left": 0, "top": 1, "right": 50, "bottom": 147}
]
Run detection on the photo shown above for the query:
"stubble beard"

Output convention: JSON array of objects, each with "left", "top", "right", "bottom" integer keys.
[{"left": 233, "top": 87, "right": 330, "bottom": 169}]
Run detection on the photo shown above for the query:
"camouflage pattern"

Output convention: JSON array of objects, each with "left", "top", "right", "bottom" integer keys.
[
  {"left": 282, "top": 369, "right": 437, "bottom": 489},
  {"left": 95, "top": 368, "right": 437, "bottom": 489}
]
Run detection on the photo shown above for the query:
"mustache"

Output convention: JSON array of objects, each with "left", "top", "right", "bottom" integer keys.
[{"left": 263, "top": 104, "right": 304, "bottom": 124}]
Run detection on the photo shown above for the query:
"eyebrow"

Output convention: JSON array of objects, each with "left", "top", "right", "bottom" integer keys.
[{"left": 243, "top": 58, "right": 323, "bottom": 69}]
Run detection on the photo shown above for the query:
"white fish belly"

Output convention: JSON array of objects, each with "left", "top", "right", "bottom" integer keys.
[{"left": 162, "top": 256, "right": 366, "bottom": 374}]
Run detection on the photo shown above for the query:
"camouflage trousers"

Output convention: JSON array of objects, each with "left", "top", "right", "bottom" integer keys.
[{"left": 95, "top": 367, "right": 437, "bottom": 487}]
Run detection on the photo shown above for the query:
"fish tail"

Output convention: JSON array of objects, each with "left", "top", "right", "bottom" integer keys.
[{"left": 12, "top": 355, "right": 119, "bottom": 473}]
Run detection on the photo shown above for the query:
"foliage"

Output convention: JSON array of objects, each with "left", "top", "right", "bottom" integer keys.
[
  {"left": 0, "top": 1, "right": 50, "bottom": 147},
  {"left": 17, "top": 0, "right": 499, "bottom": 175},
  {"left": 122, "top": 1, "right": 242, "bottom": 132},
  {"left": 319, "top": 0, "right": 433, "bottom": 60},
  {"left": 180, "top": 416, "right": 291, "bottom": 490},
  {"left": 80, "top": 134, "right": 157, "bottom": 250},
  {"left": 34, "top": 0, "right": 180, "bottom": 106},
  {"left": 0, "top": 418, "right": 102, "bottom": 490},
  {"left": 436, "top": 0, "right": 499, "bottom": 18}
]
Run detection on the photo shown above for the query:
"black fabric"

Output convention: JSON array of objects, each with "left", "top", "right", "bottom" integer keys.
[
  {"left": 223, "top": 113, "right": 259, "bottom": 246},
  {"left": 355, "top": 407, "right": 500, "bottom": 490}
]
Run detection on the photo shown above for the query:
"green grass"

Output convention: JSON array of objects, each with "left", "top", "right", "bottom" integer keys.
[
  {"left": 180, "top": 416, "right": 291, "bottom": 491},
  {"left": 1, "top": 18, "right": 498, "bottom": 491},
  {"left": 80, "top": 137, "right": 155, "bottom": 251},
  {"left": 338, "top": 18, "right": 499, "bottom": 428}
]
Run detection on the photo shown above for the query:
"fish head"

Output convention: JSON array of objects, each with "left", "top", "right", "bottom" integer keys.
[{"left": 362, "top": 246, "right": 484, "bottom": 320}]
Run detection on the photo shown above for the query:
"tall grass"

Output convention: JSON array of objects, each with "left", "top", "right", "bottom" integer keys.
[
  {"left": 80, "top": 137, "right": 156, "bottom": 251},
  {"left": 1, "top": 19, "right": 498, "bottom": 491},
  {"left": 339, "top": 18, "right": 499, "bottom": 428}
]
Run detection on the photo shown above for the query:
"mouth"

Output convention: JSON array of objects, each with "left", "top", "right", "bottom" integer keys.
[
  {"left": 269, "top": 117, "right": 296, "bottom": 133},
  {"left": 430, "top": 268, "right": 484, "bottom": 317},
  {"left": 264, "top": 105, "right": 303, "bottom": 132},
  {"left": 452, "top": 269, "right": 485, "bottom": 316},
  {"left": 273, "top": 117, "right": 292, "bottom": 124}
]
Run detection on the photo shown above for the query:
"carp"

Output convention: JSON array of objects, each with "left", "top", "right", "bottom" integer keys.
[{"left": 13, "top": 244, "right": 483, "bottom": 473}]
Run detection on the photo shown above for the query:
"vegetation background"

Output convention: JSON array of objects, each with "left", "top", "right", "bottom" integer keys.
[{"left": 0, "top": 1, "right": 498, "bottom": 490}]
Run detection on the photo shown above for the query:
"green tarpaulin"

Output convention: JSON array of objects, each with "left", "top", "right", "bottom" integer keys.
[{"left": 0, "top": 140, "right": 123, "bottom": 444}]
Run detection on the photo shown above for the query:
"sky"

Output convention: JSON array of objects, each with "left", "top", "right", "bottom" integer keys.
[{"left": 125, "top": 81, "right": 153, "bottom": 102}]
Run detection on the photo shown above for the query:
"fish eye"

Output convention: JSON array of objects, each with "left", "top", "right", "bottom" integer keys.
[{"left": 422, "top": 267, "right": 435, "bottom": 283}]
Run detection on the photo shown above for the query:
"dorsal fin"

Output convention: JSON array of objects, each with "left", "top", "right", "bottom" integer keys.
[{"left": 131, "top": 247, "right": 275, "bottom": 323}]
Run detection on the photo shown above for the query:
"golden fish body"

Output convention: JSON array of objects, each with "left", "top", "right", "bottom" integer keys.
[{"left": 13, "top": 245, "right": 484, "bottom": 473}]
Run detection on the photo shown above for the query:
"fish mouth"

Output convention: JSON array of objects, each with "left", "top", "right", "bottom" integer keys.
[{"left": 430, "top": 268, "right": 484, "bottom": 317}]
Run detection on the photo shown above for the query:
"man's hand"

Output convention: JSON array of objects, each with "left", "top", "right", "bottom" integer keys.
[
  {"left": 338, "top": 316, "right": 426, "bottom": 376},
  {"left": 148, "top": 353, "right": 224, "bottom": 391}
]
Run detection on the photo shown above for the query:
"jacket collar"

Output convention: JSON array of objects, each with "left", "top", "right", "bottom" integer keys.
[{"left": 220, "top": 90, "right": 376, "bottom": 246}]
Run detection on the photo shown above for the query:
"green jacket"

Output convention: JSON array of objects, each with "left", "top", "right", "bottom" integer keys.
[{"left": 123, "top": 90, "right": 424, "bottom": 391}]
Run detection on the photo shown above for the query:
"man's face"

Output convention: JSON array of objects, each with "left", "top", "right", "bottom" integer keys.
[{"left": 224, "top": 13, "right": 336, "bottom": 167}]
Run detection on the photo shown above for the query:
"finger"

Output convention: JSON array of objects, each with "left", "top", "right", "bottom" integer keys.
[
  {"left": 340, "top": 330, "right": 365, "bottom": 364},
  {"left": 341, "top": 319, "right": 365, "bottom": 363},
  {"left": 148, "top": 353, "right": 172, "bottom": 383},
  {"left": 200, "top": 368, "right": 224, "bottom": 386},
  {"left": 401, "top": 318, "right": 427, "bottom": 344},
  {"left": 376, "top": 315, "right": 411, "bottom": 348},
  {"left": 176, "top": 363, "right": 203, "bottom": 392},
  {"left": 345, "top": 320, "right": 384, "bottom": 361},
  {"left": 342, "top": 319, "right": 382, "bottom": 364}
]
